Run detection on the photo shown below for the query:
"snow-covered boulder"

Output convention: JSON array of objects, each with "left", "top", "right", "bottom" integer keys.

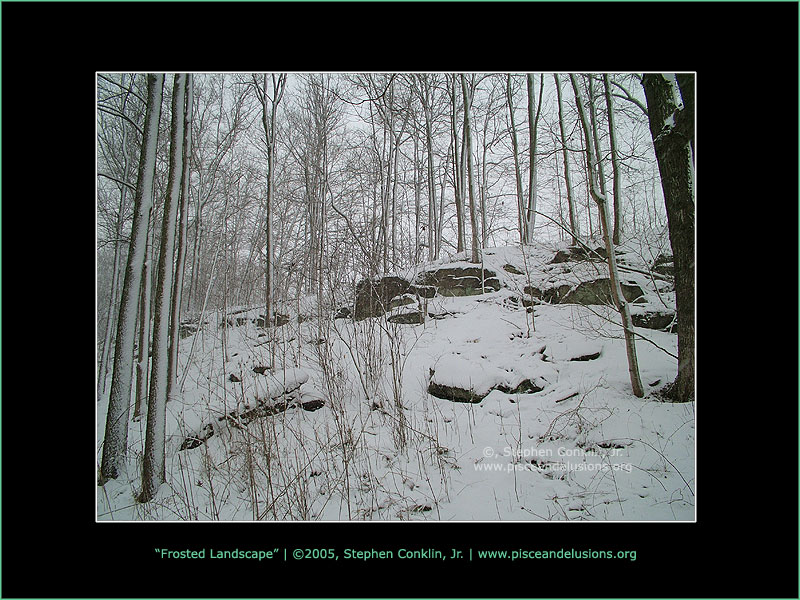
[{"left": 428, "top": 352, "right": 555, "bottom": 403}]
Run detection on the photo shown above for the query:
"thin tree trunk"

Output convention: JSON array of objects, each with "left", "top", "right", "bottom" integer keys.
[
  {"left": 570, "top": 74, "right": 644, "bottom": 398},
  {"left": 98, "top": 223, "right": 123, "bottom": 398},
  {"left": 99, "top": 74, "right": 164, "bottom": 483},
  {"left": 424, "top": 94, "right": 436, "bottom": 262},
  {"left": 450, "top": 74, "right": 465, "bottom": 253},
  {"left": 554, "top": 73, "right": 579, "bottom": 245},
  {"left": 603, "top": 74, "right": 623, "bottom": 245},
  {"left": 506, "top": 75, "right": 526, "bottom": 245},
  {"left": 588, "top": 76, "right": 608, "bottom": 203},
  {"left": 524, "top": 74, "right": 544, "bottom": 243},
  {"left": 167, "top": 74, "right": 193, "bottom": 404},
  {"left": 139, "top": 73, "right": 187, "bottom": 502},
  {"left": 461, "top": 74, "right": 480, "bottom": 264}
]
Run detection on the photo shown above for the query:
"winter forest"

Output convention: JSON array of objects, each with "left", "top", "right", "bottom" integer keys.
[{"left": 96, "top": 72, "right": 695, "bottom": 521}]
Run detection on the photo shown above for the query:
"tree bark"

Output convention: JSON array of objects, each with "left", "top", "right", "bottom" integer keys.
[
  {"left": 99, "top": 73, "right": 164, "bottom": 483},
  {"left": 449, "top": 74, "right": 465, "bottom": 253},
  {"left": 524, "top": 74, "right": 544, "bottom": 244},
  {"left": 553, "top": 73, "right": 579, "bottom": 245},
  {"left": 603, "top": 74, "right": 623, "bottom": 245},
  {"left": 642, "top": 73, "right": 695, "bottom": 403},
  {"left": 506, "top": 75, "right": 526, "bottom": 245},
  {"left": 570, "top": 74, "right": 644, "bottom": 398},
  {"left": 139, "top": 73, "right": 187, "bottom": 502},
  {"left": 168, "top": 74, "right": 193, "bottom": 404},
  {"left": 460, "top": 74, "right": 480, "bottom": 264}
]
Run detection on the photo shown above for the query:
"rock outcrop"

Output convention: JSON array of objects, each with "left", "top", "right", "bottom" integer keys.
[
  {"left": 631, "top": 310, "right": 676, "bottom": 332},
  {"left": 524, "top": 279, "right": 645, "bottom": 306},
  {"left": 353, "top": 266, "right": 501, "bottom": 320}
]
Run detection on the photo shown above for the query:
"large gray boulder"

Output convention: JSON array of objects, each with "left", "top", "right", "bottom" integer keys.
[
  {"left": 414, "top": 266, "right": 501, "bottom": 297},
  {"left": 525, "top": 279, "right": 645, "bottom": 306},
  {"left": 353, "top": 266, "right": 501, "bottom": 320},
  {"left": 354, "top": 276, "right": 414, "bottom": 320}
]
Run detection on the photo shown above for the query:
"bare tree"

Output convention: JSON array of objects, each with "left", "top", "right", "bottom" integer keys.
[
  {"left": 524, "top": 73, "right": 544, "bottom": 244},
  {"left": 448, "top": 74, "right": 466, "bottom": 253},
  {"left": 461, "top": 73, "right": 480, "bottom": 263},
  {"left": 167, "top": 74, "right": 194, "bottom": 403},
  {"left": 252, "top": 73, "right": 287, "bottom": 326},
  {"left": 506, "top": 74, "right": 526, "bottom": 244},
  {"left": 99, "top": 73, "right": 164, "bottom": 483},
  {"left": 553, "top": 73, "right": 579, "bottom": 245},
  {"left": 642, "top": 73, "right": 694, "bottom": 403},
  {"left": 570, "top": 73, "right": 644, "bottom": 398},
  {"left": 603, "top": 74, "right": 623, "bottom": 245},
  {"left": 140, "top": 73, "right": 187, "bottom": 502}
]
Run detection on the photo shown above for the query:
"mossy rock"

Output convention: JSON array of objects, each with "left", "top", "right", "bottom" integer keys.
[
  {"left": 427, "top": 381, "right": 485, "bottom": 403},
  {"left": 354, "top": 276, "right": 414, "bottom": 320},
  {"left": 388, "top": 311, "right": 425, "bottom": 325}
]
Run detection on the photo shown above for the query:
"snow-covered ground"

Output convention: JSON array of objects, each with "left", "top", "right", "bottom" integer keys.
[{"left": 97, "top": 240, "right": 694, "bottom": 521}]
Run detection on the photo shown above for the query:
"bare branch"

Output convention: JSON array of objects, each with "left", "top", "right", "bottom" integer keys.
[{"left": 98, "top": 172, "right": 136, "bottom": 192}]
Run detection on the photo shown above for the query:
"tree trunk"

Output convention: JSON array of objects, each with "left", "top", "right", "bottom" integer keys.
[
  {"left": 554, "top": 74, "right": 579, "bottom": 245},
  {"left": 133, "top": 221, "right": 153, "bottom": 421},
  {"left": 460, "top": 74, "right": 480, "bottom": 264},
  {"left": 570, "top": 74, "right": 644, "bottom": 399},
  {"left": 167, "top": 74, "right": 193, "bottom": 404},
  {"left": 642, "top": 73, "right": 695, "bottom": 403},
  {"left": 603, "top": 74, "right": 623, "bottom": 245},
  {"left": 99, "top": 73, "right": 164, "bottom": 483},
  {"left": 139, "top": 73, "right": 187, "bottom": 502},
  {"left": 524, "top": 74, "right": 544, "bottom": 244},
  {"left": 97, "top": 218, "right": 123, "bottom": 398},
  {"left": 506, "top": 75, "right": 526, "bottom": 245},
  {"left": 449, "top": 74, "right": 465, "bottom": 253},
  {"left": 422, "top": 86, "right": 437, "bottom": 262}
]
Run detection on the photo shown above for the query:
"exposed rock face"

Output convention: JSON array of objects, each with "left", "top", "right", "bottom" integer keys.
[
  {"left": 569, "top": 350, "right": 601, "bottom": 361},
  {"left": 254, "top": 313, "right": 290, "bottom": 327},
  {"left": 354, "top": 276, "right": 414, "bottom": 320},
  {"left": 525, "top": 279, "right": 645, "bottom": 306},
  {"left": 179, "top": 323, "right": 199, "bottom": 339},
  {"left": 388, "top": 311, "right": 425, "bottom": 325},
  {"left": 179, "top": 369, "right": 313, "bottom": 451},
  {"left": 427, "top": 377, "right": 543, "bottom": 403},
  {"left": 632, "top": 310, "right": 676, "bottom": 332},
  {"left": 389, "top": 293, "right": 417, "bottom": 309},
  {"left": 353, "top": 267, "right": 501, "bottom": 320},
  {"left": 427, "top": 381, "right": 484, "bottom": 403},
  {"left": 549, "top": 246, "right": 609, "bottom": 264},
  {"left": 414, "top": 266, "right": 501, "bottom": 297},
  {"left": 334, "top": 307, "right": 352, "bottom": 319}
]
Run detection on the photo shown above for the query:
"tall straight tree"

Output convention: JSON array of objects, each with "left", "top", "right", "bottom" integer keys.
[
  {"left": 570, "top": 74, "right": 644, "bottom": 398},
  {"left": 603, "top": 74, "right": 623, "bottom": 245},
  {"left": 505, "top": 74, "right": 526, "bottom": 244},
  {"left": 553, "top": 73, "right": 579, "bottom": 245},
  {"left": 415, "top": 73, "right": 439, "bottom": 261},
  {"left": 460, "top": 73, "right": 480, "bottom": 264},
  {"left": 524, "top": 73, "right": 544, "bottom": 244},
  {"left": 99, "top": 73, "right": 164, "bottom": 483},
  {"left": 167, "top": 74, "right": 194, "bottom": 403},
  {"left": 448, "top": 74, "right": 465, "bottom": 253},
  {"left": 642, "top": 73, "right": 695, "bottom": 403},
  {"left": 253, "top": 73, "right": 287, "bottom": 327},
  {"left": 140, "top": 73, "right": 187, "bottom": 502}
]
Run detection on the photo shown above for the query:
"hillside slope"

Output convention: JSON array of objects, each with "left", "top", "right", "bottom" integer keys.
[{"left": 97, "top": 239, "right": 694, "bottom": 521}]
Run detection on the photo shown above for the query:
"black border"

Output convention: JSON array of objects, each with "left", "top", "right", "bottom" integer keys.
[{"left": 2, "top": 2, "right": 798, "bottom": 598}]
